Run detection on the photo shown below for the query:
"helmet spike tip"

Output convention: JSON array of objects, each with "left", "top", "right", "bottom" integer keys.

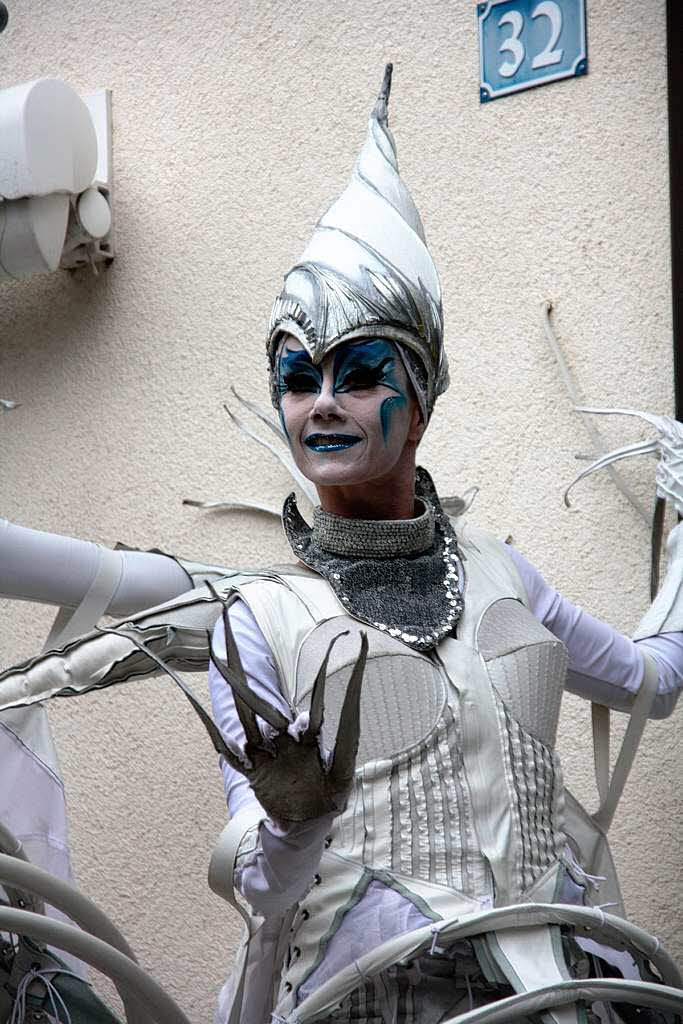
[{"left": 373, "top": 63, "right": 393, "bottom": 121}]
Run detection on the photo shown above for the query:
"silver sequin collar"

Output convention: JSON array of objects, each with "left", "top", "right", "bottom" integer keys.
[
  {"left": 312, "top": 500, "right": 435, "bottom": 559},
  {"left": 281, "top": 467, "right": 463, "bottom": 652}
]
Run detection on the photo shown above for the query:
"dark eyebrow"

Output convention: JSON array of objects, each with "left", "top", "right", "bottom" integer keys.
[
  {"left": 334, "top": 340, "right": 394, "bottom": 377},
  {"left": 280, "top": 348, "right": 314, "bottom": 368}
]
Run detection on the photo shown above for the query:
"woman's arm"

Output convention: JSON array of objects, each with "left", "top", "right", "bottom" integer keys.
[
  {"left": 507, "top": 544, "right": 682, "bottom": 719},
  {"left": 209, "top": 600, "right": 333, "bottom": 917},
  {"left": 0, "top": 519, "right": 191, "bottom": 616}
]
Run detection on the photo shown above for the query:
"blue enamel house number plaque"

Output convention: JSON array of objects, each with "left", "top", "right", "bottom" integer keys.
[{"left": 478, "top": 0, "right": 587, "bottom": 102}]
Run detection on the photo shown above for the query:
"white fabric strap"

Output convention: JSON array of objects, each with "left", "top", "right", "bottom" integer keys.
[
  {"left": 591, "top": 703, "right": 610, "bottom": 806},
  {"left": 592, "top": 655, "right": 660, "bottom": 832},
  {"left": 208, "top": 804, "right": 265, "bottom": 916},
  {"left": 208, "top": 806, "right": 270, "bottom": 1024},
  {"left": 42, "top": 546, "right": 123, "bottom": 653}
]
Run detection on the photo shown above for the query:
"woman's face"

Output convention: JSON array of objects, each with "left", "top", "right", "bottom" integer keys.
[{"left": 276, "top": 335, "right": 422, "bottom": 490}]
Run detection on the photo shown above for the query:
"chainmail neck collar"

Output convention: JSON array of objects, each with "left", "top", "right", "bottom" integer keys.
[
  {"left": 312, "top": 499, "right": 435, "bottom": 559},
  {"left": 282, "top": 467, "right": 463, "bottom": 652}
]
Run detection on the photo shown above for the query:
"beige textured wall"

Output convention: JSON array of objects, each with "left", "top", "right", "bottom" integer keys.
[{"left": 0, "top": 1, "right": 679, "bottom": 1019}]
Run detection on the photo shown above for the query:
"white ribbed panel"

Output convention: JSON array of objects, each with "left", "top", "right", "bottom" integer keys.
[
  {"left": 485, "top": 636, "right": 568, "bottom": 747},
  {"left": 396, "top": 755, "right": 413, "bottom": 877},
  {"left": 425, "top": 743, "right": 448, "bottom": 885},
  {"left": 361, "top": 759, "right": 392, "bottom": 869},
  {"left": 296, "top": 619, "right": 446, "bottom": 766},
  {"left": 497, "top": 696, "right": 566, "bottom": 892},
  {"left": 328, "top": 696, "right": 489, "bottom": 901},
  {"left": 377, "top": 703, "right": 487, "bottom": 897},
  {"left": 410, "top": 751, "right": 429, "bottom": 878}
]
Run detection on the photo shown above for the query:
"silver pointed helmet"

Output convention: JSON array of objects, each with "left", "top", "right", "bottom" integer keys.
[{"left": 267, "top": 65, "right": 449, "bottom": 421}]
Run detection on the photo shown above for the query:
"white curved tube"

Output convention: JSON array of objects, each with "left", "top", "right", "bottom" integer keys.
[
  {"left": 440, "top": 978, "right": 683, "bottom": 1024},
  {"left": 0, "top": 820, "right": 29, "bottom": 860},
  {"left": 0, "top": 853, "right": 150, "bottom": 1024},
  {"left": 290, "top": 902, "right": 681, "bottom": 1022},
  {"left": 0, "top": 853, "right": 138, "bottom": 962},
  {"left": 0, "top": 855, "right": 150, "bottom": 1024},
  {"left": 0, "top": 906, "right": 190, "bottom": 1024},
  {"left": 540, "top": 300, "right": 650, "bottom": 524}
]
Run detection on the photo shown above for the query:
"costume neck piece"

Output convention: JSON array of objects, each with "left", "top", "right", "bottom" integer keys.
[
  {"left": 312, "top": 499, "right": 435, "bottom": 559},
  {"left": 282, "top": 467, "right": 463, "bottom": 651}
]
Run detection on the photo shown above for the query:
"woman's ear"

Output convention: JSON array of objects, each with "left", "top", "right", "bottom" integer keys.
[{"left": 407, "top": 401, "right": 426, "bottom": 444}]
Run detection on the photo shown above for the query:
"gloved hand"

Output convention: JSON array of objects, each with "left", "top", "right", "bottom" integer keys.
[{"left": 208, "top": 584, "right": 368, "bottom": 823}]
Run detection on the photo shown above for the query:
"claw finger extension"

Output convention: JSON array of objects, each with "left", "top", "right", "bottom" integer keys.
[
  {"left": 563, "top": 438, "right": 659, "bottom": 507},
  {"left": 302, "top": 630, "right": 350, "bottom": 743},
  {"left": 97, "top": 625, "right": 245, "bottom": 772},
  {"left": 207, "top": 585, "right": 290, "bottom": 736},
  {"left": 330, "top": 632, "right": 369, "bottom": 784}
]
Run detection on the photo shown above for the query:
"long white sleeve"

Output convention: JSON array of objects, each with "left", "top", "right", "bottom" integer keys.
[
  {"left": 506, "top": 544, "right": 682, "bottom": 718},
  {"left": 0, "top": 519, "right": 191, "bottom": 616}
]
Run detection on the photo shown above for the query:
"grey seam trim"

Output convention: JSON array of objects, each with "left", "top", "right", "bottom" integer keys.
[
  {"left": 452, "top": 708, "right": 473, "bottom": 895},
  {"left": 407, "top": 756, "right": 420, "bottom": 877},
  {"left": 434, "top": 724, "right": 456, "bottom": 890},
  {"left": 509, "top": 711, "right": 531, "bottom": 888},
  {"left": 389, "top": 761, "right": 402, "bottom": 873},
  {"left": 0, "top": 719, "right": 65, "bottom": 789},
  {"left": 533, "top": 735, "right": 550, "bottom": 870},
  {"left": 445, "top": 703, "right": 468, "bottom": 892},
  {"left": 540, "top": 739, "right": 554, "bottom": 868},
  {"left": 419, "top": 744, "right": 437, "bottom": 883}
]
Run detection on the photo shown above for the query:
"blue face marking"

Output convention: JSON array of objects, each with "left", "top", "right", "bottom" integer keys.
[
  {"left": 278, "top": 339, "right": 408, "bottom": 446},
  {"left": 277, "top": 348, "right": 322, "bottom": 396},
  {"left": 333, "top": 340, "right": 407, "bottom": 442},
  {"left": 277, "top": 348, "right": 322, "bottom": 442}
]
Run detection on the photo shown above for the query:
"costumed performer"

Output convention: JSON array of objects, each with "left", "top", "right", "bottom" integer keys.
[{"left": 1, "top": 65, "right": 682, "bottom": 1024}]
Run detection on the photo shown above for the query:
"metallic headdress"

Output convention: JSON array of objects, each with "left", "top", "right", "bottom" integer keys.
[{"left": 267, "top": 64, "right": 449, "bottom": 421}]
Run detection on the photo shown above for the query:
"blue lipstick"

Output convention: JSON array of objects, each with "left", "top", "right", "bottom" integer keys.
[{"left": 305, "top": 433, "right": 362, "bottom": 452}]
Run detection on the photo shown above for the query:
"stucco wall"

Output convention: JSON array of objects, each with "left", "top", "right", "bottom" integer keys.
[{"left": 0, "top": 1, "right": 679, "bottom": 1019}]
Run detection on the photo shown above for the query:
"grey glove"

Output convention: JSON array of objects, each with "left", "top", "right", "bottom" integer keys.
[{"left": 208, "top": 585, "right": 368, "bottom": 823}]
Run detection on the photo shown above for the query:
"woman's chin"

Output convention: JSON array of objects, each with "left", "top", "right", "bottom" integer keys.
[
  {"left": 305, "top": 467, "right": 367, "bottom": 488},
  {"left": 300, "top": 456, "right": 374, "bottom": 489}
]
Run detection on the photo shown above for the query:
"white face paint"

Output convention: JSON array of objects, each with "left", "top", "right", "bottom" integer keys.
[{"left": 276, "top": 336, "right": 421, "bottom": 491}]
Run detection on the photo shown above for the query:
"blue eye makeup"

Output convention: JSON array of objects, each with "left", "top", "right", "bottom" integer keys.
[
  {"left": 278, "top": 339, "right": 408, "bottom": 444},
  {"left": 333, "top": 341, "right": 396, "bottom": 393},
  {"left": 334, "top": 341, "right": 408, "bottom": 441},
  {"left": 278, "top": 348, "right": 322, "bottom": 396}
]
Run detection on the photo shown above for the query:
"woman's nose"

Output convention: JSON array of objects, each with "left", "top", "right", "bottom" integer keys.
[{"left": 311, "top": 381, "right": 345, "bottom": 420}]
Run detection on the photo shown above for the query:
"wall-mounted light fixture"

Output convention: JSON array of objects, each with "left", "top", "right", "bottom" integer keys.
[{"left": 0, "top": 78, "right": 113, "bottom": 282}]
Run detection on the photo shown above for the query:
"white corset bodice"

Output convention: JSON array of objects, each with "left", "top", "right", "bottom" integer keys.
[{"left": 233, "top": 523, "right": 571, "bottom": 1015}]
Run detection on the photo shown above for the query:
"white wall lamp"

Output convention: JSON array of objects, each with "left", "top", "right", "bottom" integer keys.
[{"left": 0, "top": 77, "right": 113, "bottom": 282}]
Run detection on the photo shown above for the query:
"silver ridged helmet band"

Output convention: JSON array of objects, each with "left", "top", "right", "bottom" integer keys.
[{"left": 267, "top": 64, "right": 449, "bottom": 420}]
